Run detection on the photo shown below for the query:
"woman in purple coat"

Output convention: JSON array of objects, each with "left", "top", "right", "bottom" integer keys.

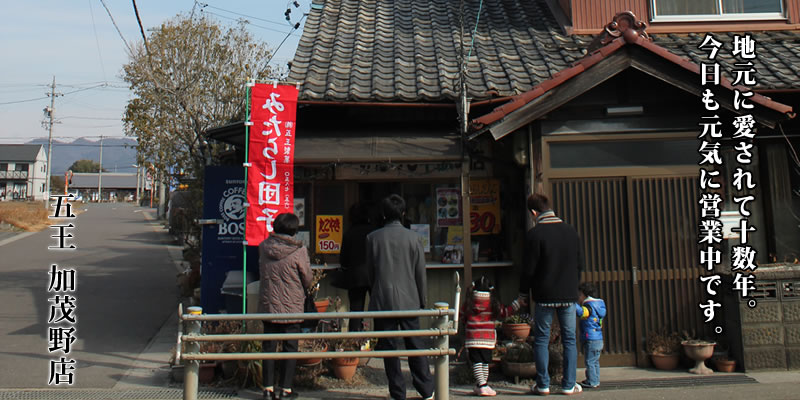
[{"left": 258, "top": 213, "right": 312, "bottom": 400}]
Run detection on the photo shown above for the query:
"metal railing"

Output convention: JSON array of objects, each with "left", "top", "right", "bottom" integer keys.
[{"left": 178, "top": 274, "right": 462, "bottom": 400}]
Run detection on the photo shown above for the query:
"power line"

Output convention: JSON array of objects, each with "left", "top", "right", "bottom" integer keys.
[
  {"left": 0, "top": 96, "right": 50, "bottom": 106},
  {"left": 89, "top": 0, "right": 108, "bottom": 82},
  {"left": 197, "top": 1, "right": 292, "bottom": 28},
  {"left": 200, "top": 9, "right": 301, "bottom": 37},
  {"left": 266, "top": 13, "right": 307, "bottom": 66},
  {"left": 59, "top": 116, "right": 121, "bottom": 120},
  {"left": 99, "top": 0, "right": 133, "bottom": 54}
]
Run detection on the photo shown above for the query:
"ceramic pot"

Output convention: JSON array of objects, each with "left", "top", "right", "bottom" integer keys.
[
  {"left": 714, "top": 358, "right": 736, "bottom": 373},
  {"left": 332, "top": 357, "right": 359, "bottom": 380},
  {"left": 314, "top": 299, "right": 330, "bottom": 313},
  {"left": 503, "top": 323, "right": 531, "bottom": 339},
  {"left": 198, "top": 362, "right": 217, "bottom": 383},
  {"left": 501, "top": 360, "right": 537, "bottom": 379},
  {"left": 650, "top": 353, "right": 680, "bottom": 370},
  {"left": 297, "top": 341, "right": 328, "bottom": 366},
  {"left": 682, "top": 340, "right": 716, "bottom": 375}
]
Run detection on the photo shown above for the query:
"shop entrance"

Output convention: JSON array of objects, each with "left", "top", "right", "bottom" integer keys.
[{"left": 550, "top": 174, "right": 709, "bottom": 366}]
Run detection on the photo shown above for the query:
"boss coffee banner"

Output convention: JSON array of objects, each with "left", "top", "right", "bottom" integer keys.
[{"left": 245, "top": 83, "right": 298, "bottom": 244}]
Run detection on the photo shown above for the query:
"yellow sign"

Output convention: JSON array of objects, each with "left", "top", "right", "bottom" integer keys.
[
  {"left": 315, "top": 215, "right": 343, "bottom": 254},
  {"left": 470, "top": 179, "right": 501, "bottom": 235}
]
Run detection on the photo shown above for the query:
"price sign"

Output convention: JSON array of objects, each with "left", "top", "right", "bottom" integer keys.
[
  {"left": 470, "top": 179, "right": 501, "bottom": 235},
  {"left": 315, "top": 215, "right": 343, "bottom": 254}
]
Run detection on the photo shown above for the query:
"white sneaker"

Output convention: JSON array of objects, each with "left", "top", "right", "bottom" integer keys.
[
  {"left": 476, "top": 385, "right": 497, "bottom": 396},
  {"left": 423, "top": 391, "right": 435, "bottom": 400},
  {"left": 531, "top": 385, "right": 550, "bottom": 396},
  {"left": 559, "top": 383, "right": 583, "bottom": 395}
]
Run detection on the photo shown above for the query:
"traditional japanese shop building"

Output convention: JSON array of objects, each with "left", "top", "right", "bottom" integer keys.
[{"left": 208, "top": 0, "right": 800, "bottom": 369}]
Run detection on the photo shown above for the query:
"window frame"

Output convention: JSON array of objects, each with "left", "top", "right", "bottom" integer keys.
[{"left": 650, "top": 0, "right": 785, "bottom": 22}]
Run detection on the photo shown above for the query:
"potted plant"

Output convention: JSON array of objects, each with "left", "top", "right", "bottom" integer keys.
[
  {"left": 712, "top": 356, "right": 736, "bottom": 372},
  {"left": 646, "top": 329, "right": 683, "bottom": 370},
  {"left": 308, "top": 269, "right": 330, "bottom": 312},
  {"left": 328, "top": 337, "right": 367, "bottom": 380},
  {"left": 500, "top": 340, "right": 536, "bottom": 384},
  {"left": 358, "top": 338, "right": 378, "bottom": 366},
  {"left": 682, "top": 339, "right": 716, "bottom": 375},
  {"left": 297, "top": 339, "right": 328, "bottom": 367},
  {"left": 502, "top": 314, "right": 532, "bottom": 340}
]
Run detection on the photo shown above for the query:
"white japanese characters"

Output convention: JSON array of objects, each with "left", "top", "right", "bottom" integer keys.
[
  {"left": 47, "top": 194, "right": 78, "bottom": 385},
  {"left": 697, "top": 33, "right": 760, "bottom": 332}
]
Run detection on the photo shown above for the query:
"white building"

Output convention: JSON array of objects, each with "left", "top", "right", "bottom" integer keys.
[{"left": 0, "top": 144, "right": 48, "bottom": 201}]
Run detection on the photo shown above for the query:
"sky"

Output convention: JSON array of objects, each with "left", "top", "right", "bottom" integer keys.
[{"left": 0, "top": 0, "right": 307, "bottom": 144}]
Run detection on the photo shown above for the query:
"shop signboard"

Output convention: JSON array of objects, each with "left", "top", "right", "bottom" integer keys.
[
  {"left": 200, "top": 166, "right": 257, "bottom": 314},
  {"left": 316, "top": 215, "right": 343, "bottom": 254},
  {"left": 470, "top": 179, "right": 501, "bottom": 235},
  {"left": 245, "top": 83, "right": 298, "bottom": 244}
]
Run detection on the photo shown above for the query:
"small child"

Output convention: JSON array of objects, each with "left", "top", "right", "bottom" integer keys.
[
  {"left": 463, "top": 276, "right": 521, "bottom": 397},
  {"left": 576, "top": 282, "right": 607, "bottom": 389}
]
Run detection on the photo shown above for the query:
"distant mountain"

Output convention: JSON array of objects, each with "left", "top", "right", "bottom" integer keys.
[{"left": 26, "top": 137, "right": 138, "bottom": 175}]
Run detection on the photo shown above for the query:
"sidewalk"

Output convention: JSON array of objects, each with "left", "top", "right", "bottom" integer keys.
[
  {"left": 110, "top": 208, "right": 800, "bottom": 399},
  {"left": 115, "top": 308, "right": 800, "bottom": 400}
]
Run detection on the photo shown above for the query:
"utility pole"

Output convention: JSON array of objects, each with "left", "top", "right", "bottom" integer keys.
[
  {"left": 98, "top": 135, "right": 104, "bottom": 202},
  {"left": 44, "top": 76, "right": 59, "bottom": 210}
]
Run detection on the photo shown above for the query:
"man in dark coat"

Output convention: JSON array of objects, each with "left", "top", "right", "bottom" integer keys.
[
  {"left": 367, "top": 194, "right": 434, "bottom": 400},
  {"left": 339, "top": 202, "right": 375, "bottom": 331},
  {"left": 519, "top": 193, "right": 584, "bottom": 396}
]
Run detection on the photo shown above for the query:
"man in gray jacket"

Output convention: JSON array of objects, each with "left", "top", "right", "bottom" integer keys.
[{"left": 367, "top": 194, "right": 434, "bottom": 400}]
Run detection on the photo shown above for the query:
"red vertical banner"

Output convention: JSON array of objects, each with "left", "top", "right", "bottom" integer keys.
[{"left": 245, "top": 83, "right": 298, "bottom": 244}]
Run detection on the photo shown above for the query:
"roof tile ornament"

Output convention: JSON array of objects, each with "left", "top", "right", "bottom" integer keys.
[{"left": 588, "top": 11, "right": 650, "bottom": 53}]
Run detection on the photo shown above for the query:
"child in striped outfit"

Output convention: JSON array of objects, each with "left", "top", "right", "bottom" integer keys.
[{"left": 464, "top": 276, "right": 522, "bottom": 397}]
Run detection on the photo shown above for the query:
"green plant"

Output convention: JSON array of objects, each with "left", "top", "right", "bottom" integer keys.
[{"left": 504, "top": 313, "right": 531, "bottom": 324}]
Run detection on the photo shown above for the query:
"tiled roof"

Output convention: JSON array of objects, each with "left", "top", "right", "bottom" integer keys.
[
  {"left": 471, "top": 15, "right": 794, "bottom": 133},
  {"left": 0, "top": 144, "right": 44, "bottom": 162},
  {"left": 288, "top": 0, "right": 800, "bottom": 102}
]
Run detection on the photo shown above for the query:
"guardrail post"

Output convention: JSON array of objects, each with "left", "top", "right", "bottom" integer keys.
[
  {"left": 433, "top": 302, "right": 449, "bottom": 400},
  {"left": 183, "top": 316, "right": 200, "bottom": 400}
]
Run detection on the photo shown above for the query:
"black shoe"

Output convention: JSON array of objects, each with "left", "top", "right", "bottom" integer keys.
[{"left": 277, "top": 390, "right": 299, "bottom": 399}]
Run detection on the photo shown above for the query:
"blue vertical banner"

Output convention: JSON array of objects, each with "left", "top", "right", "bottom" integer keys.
[{"left": 200, "top": 166, "right": 257, "bottom": 313}]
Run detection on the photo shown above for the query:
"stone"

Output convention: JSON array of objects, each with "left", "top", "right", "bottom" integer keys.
[
  {"left": 744, "top": 347, "right": 787, "bottom": 370},
  {"left": 742, "top": 325, "right": 785, "bottom": 346},
  {"left": 740, "top": 302, "right": 782, "bottom": 323}
]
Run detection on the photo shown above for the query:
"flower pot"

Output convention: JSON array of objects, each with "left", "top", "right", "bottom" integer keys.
[
  {"left": 297, "top": 340, "right": 328, "bottom": 366},
  {"left": 314, "top": 299, "right": 330, "bottom": 313},
  {"left": 501, "top": 360, "right": 537, "bottom": 379},
  {"left": 714, "top": 358, "right": 736, "bottom": 373},
  {"left": 331, "top": 357, "right": 359, "bottom": 380},
  {"left": 198, "top": 362, "right": 217, "bottom": 383},
  {"left": 682, "top": 340, "right": 716, "bottom": 375},
  {"left": 503, "top": 323, "right": 531, "bottom": 339},
  {"left": 650, "top": 353, "right": 680, "bottom": 370}
]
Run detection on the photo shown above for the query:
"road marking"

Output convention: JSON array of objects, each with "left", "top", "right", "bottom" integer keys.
[{"left": 0, "top": 231, "right": 36, "bottom": 247}]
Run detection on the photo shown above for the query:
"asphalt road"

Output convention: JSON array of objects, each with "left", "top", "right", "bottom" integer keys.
[{"left": 0, "top": 203, "right": 178, "bottom": 388}]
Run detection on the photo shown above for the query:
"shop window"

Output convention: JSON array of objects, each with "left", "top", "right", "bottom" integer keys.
[{"left": 652, "top": 0, "right": 784, "bottom": 21}]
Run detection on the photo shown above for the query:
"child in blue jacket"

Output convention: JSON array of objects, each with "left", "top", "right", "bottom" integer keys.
[{"left": 576, "top": 282, "right": 606, "bottom": 388}]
